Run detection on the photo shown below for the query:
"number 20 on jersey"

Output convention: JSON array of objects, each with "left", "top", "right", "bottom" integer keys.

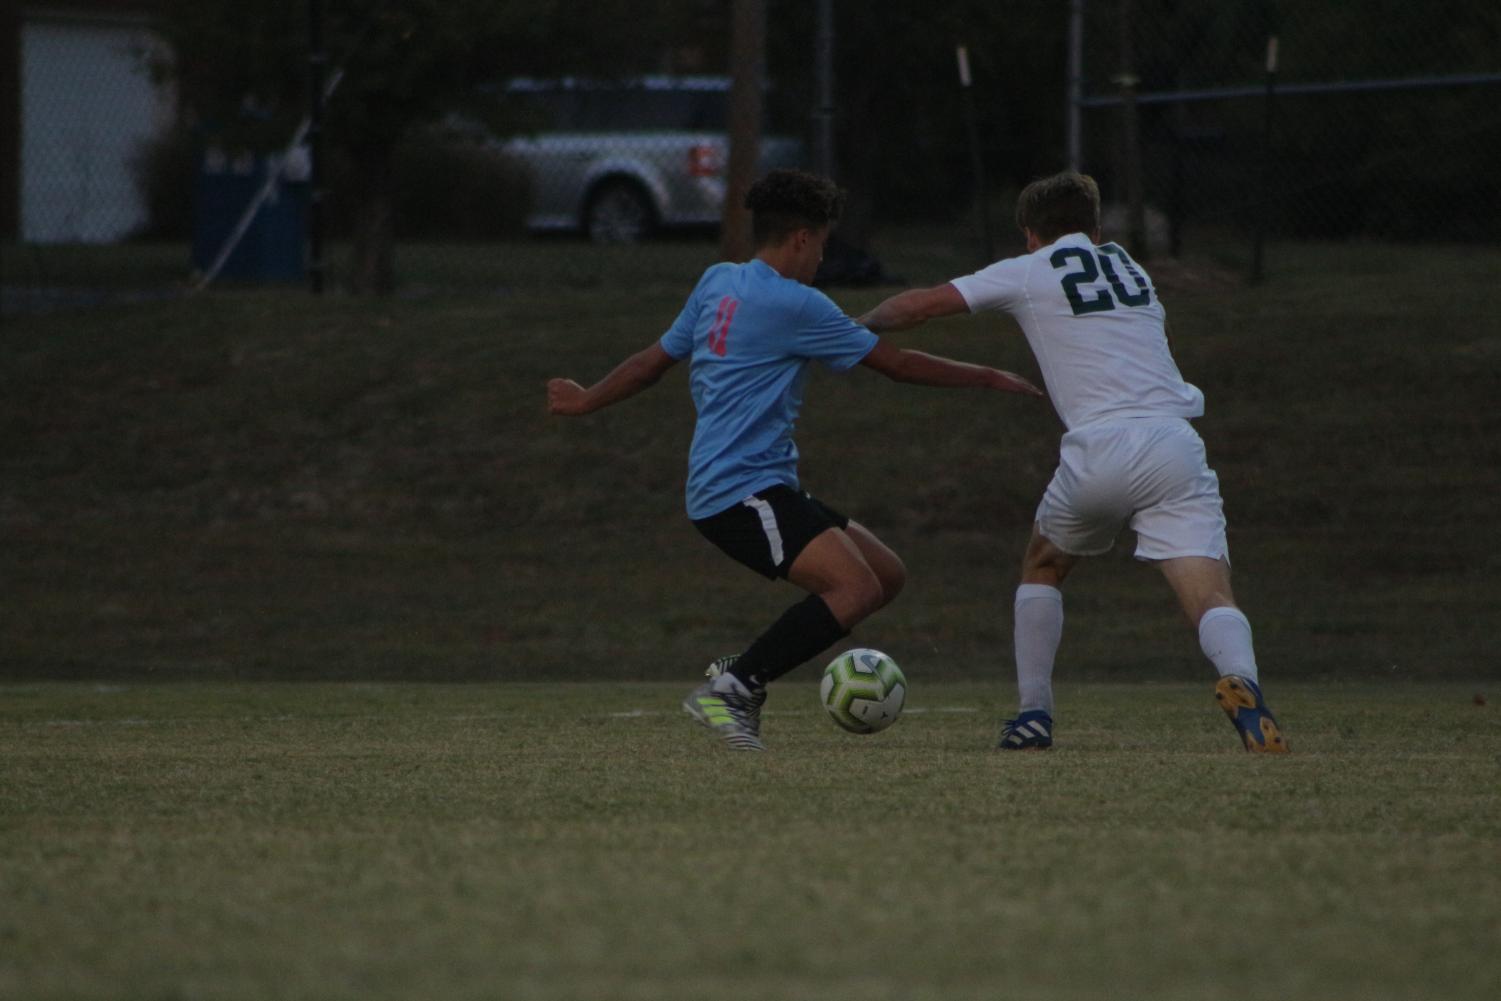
[{"left": 1050, "top": 243, "right": 1153, "bottom": 316}]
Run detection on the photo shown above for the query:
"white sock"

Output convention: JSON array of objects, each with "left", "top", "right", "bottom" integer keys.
[
  {"left": 1198, "top": 606, "right": 1258, "bottom": 683},
  {"left": 1014, "top": 584, "right": 1063, "bottom": 714}
]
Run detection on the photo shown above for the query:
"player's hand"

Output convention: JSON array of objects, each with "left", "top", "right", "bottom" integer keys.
[
  {"left": 546, "top": 378, "right": 590, "bottom": 416},
  {"left": 991, "top": 369, "right": 1045, "bottom": 397}
]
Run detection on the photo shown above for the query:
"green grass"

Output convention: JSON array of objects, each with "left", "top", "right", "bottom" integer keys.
[
  {"left": 3, "top": 232, "right": 1499, "bottom": 680},
  {"left": 2, "top": 680, "right": 1498, "bottom": 1001}
]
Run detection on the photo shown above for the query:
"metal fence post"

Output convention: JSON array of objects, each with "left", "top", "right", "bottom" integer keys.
[
  {"left": 957, "top": 45, "right": 994, "bottom": 264},
  {"left": 308, "top": 0, "right": 326, "bottom": 294},
  {"left": 1067, "top": 0, "right": 1085, "bottom": 171},
  {"left": 1117, "top": 0, "right": 1147, "bottom": 258},
  {"left": 1251, "top": 35, "right": 1279, "bottom": 284},
  {"left": 813, "top": 0, "right": 834, "bottom": 179}
]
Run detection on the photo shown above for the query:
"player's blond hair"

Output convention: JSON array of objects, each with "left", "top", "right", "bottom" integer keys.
[{"left": 1015, "top": 171, "right": 1101, "bottom": 243}]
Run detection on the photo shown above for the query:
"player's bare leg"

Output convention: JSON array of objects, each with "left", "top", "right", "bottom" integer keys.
[
  {"left": 1157, "top": 556, "right": 1287, "bottom": 753},
  {"left": 1000, "top": 525, "right": 1079, "bottom": 750},
  {"left": 1156, "top": 555, "right": 1237, "bottom": 626},
  {"left": 1020, "top": 524, "right": 1080, "bottom": 589},
  {"left": 786, "top": 526, "right": 892, "bottom": 629},
  {"left": 841, "top": 520, "right": 906, "bottom": 610},
  {"left": 1156, "top": 556, "right": 1256, "bottom": 681}
]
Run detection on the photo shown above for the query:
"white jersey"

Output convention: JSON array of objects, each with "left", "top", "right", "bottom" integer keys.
[{"left": 949, "top": 232, "right": 1203, "bottom": 430}]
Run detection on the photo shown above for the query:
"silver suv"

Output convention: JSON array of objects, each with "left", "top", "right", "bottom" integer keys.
[{"left": 497, "top": 76, "right": 804, "bottom": 243}]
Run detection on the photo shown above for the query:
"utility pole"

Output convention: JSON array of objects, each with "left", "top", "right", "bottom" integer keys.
[{"left": 720, "top": 0, "right": 766, "bottom": 262}]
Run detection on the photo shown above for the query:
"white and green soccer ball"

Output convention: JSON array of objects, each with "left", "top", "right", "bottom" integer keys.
[{"left": 819, "top": 648, "right": 907, "bottom": 734}]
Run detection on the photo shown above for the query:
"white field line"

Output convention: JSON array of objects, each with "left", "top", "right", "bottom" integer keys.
[
  {"left": 19, "top": 713, "right": 512, "bottom": 728},
  {"left": 607, "top": 706, "right": 980, "bottom": 719},
  {"left": 17, "top": 707, "right": 980, "bottom": 727}
]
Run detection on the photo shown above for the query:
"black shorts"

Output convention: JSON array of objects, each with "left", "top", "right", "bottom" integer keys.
[{"left": 693, "top": 485, "right": 850, "bottom": 580}]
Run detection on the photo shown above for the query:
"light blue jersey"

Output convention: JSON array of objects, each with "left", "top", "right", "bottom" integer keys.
[{"left": 659, "top": 259, "right": 878, "bottom": 520}]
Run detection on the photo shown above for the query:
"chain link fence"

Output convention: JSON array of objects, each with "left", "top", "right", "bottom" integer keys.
[
  {"left": 1074, "top": 0, "right": 1501, "bottom": 270},
  {"left": 3, "top": 1, "right": 1498, "bottom": 313}
]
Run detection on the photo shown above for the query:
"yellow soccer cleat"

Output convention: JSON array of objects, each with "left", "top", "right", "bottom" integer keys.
[{"left": 1215, "top": 675, "right": 1289, "bottom": 753}]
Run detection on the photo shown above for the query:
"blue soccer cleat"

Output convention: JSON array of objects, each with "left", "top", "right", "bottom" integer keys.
[
  {"left": 1215, "top": 675, "right": 1288, "bottom": 753},
  {"left": 998, "top": 709, "right": 1054, "bottom": 750}
]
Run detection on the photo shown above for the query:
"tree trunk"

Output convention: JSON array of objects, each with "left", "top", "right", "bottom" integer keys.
[{"left": 348, "top": 138, "right": 397, "bottom": 295}]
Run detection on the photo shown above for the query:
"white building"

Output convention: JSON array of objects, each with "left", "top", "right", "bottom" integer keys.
[{"left": 2, "top": 1, "right": 174, "bottom": 243}]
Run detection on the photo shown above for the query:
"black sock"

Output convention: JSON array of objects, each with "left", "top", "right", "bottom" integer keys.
[{"left": 730, "top": 594, "right": 849, "bottom": 689}]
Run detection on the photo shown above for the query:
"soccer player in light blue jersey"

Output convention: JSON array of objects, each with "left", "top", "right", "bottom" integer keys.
[{"left": 548, "top": 169, "right": 1042, "bottom": 750}]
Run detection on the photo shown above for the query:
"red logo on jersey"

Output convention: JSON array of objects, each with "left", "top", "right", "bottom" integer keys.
[{"left": 708, "top": 295, "right": 739, "bottom": 356}]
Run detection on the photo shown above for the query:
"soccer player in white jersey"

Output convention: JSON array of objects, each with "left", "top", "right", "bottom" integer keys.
[
  {"left": 547, "top": 169, "right": 1042, "bottom": 751},
  {"left": 859, "top": 171, "right": 1287, "bottom": 753}
]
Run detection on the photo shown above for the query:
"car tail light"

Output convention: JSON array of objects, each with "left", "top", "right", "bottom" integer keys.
[{"left": 687, "top": 143, "right": 724, "bottom": 177}]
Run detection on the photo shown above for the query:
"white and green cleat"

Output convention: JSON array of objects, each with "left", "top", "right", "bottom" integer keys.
[
  {"left": 704, "top": 654, "right": 740, "bottom": 679},
  {"left": 683, "top": 670, "right": 766, "bottom": 751}
]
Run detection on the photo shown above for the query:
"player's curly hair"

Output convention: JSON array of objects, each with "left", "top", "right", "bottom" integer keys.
[
  {"left": 746, "top": 169, "right": 845, "bottom": 246},
  {"left": 1015, "top": 171, "right": 1101, "bottom": 243}
]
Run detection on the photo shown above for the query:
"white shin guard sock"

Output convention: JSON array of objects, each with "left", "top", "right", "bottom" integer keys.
[
  {"left": 1014, "top": 584, "right": 1064, "bottom": 714},
  {"left": 1197, "top": 606, "right": 1258, "bottom": 684}
]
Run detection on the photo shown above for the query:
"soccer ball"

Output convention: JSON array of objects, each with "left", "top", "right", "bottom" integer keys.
[{"left": 819, "top": 648, "right": 907, "bottom": 734}]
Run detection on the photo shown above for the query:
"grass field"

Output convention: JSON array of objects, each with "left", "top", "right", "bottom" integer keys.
[
  {"left": 2, "top": 233, "right": 1500, "bottom": 999},
  {"left": 2, "top": 680, "right": 1498, "bottom": 1001}
]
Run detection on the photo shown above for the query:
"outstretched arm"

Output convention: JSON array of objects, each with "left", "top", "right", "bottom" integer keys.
[
  {"left": 547, "top": 343, "right": 679, "bottom": 416},
  {"left": 857, "top": 283, "right": 969, "bottom": 333},
  {"left": 859, "top": 340, "right": 1043, "bottom": 396}
]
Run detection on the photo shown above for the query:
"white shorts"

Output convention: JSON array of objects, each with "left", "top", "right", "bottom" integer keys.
[{"left": 1035, "top": 418, "right": 1229, "bottom": 561}]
